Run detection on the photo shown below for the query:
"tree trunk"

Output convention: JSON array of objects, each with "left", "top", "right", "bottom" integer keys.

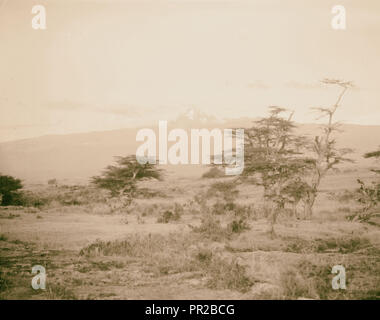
[
  {"left": 304, "top": 193, "right": 316, "bottom": 219},
  {"left": 292, "top": 201, "right": 299, "bottom": 219}
]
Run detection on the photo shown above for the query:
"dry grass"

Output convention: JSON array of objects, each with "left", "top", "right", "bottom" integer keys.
[{"left": 0, "top": 169, "right": 379, "bottom": 299}]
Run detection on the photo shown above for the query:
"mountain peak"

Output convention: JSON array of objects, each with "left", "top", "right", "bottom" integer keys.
[{"left": 169, "top": 107, "right": 220, "bottom": 128}]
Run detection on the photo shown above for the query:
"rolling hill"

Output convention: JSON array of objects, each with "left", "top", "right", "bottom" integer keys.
[{"left": 0, "top": 116, "right": 379, "bottom": 183}]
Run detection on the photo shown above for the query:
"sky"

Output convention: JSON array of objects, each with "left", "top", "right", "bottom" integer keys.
[{"left": 0, "top": 0, "right": 380, "bottom": 142}]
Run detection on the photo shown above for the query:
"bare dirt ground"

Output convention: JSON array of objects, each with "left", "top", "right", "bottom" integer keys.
[{"left": 1, "top": 169, "right": 379, "bottom": 300}]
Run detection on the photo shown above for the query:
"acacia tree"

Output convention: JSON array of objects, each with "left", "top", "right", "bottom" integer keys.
[
  {"left": 243, "top": 107, "right": 311, "bottom": 234},
  {"left": 364, "top": 150, "right": 380, "bottom": 174},
  {"left": 349, "top": 149, "right": 380, "bottom": 223},
  {"left": 0, "top": 174, "right": 23, "bottom": 206},
  {"left": 281, "top": 178, "right": 313, "bottom": 218},
  {"left": 91, "top": 155, "right": 162, "bottom": 204},
  {"left": 303, "top": 79, "right": 354, "bottom": 218}
]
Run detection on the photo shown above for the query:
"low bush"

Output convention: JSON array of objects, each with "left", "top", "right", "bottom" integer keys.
[
  {"left": 227, "top": 218, "right": 250, "bottom": 234},
  {"left": 157, "top": 210, "right": 181, "bottom": 223},
  {"left": 202, "top": 167, "right": 225, "bottom": 179},
  {"left": 194, "top": 251, "right": 253, "bottom": 293},
  {"left": 285, "top": 236, "right": 373, "bottom": 254},
  {"left": 11, "top": 191, "right": 50, "bottom": 208},
  {"left": 190, "top": 215, "right": 230, "bottom": 241}
]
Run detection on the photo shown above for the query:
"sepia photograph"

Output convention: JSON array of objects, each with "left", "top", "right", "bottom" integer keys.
[{"left": 0, "top": 0, "right": 379, "bottom": 303}]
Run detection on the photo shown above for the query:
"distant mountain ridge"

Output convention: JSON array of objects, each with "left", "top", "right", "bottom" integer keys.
[{"left": 0, "top": 113, "right": 379, "bottom": 183}]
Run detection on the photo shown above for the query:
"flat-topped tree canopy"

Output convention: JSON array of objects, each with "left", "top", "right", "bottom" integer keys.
[{"left": 91, "top": 155, "right": 162, "bottom": 197}]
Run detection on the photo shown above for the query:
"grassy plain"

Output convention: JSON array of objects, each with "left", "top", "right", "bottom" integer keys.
[{"left": 0, "top": 167, "right": 379, "bottom": 300}]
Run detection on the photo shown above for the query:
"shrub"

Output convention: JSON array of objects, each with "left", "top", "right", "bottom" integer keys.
[
  {"left": 79, "top": 234, "right": 183, "bottom": 258},
  {"left": 157, "top": 210, "right": 180, "bottom": 223},
  {"left": 11, "top": 191, "right": 50, "bottom": 208},
  {"left": 194, "top": 248, "right": 213, "bottom": 264},
  {"left": 347, "top": 179, "right": 380, "bottom": 223},
  {"left": 190, "top": 214, "right": 229, "bottom": 241},
  {"left": 202, "top": 167, "right": 225, "bottom": 179},
  {"left": 211, "top": 202, "right": 230, "bottom": 215},
  {"left": 0, "top": 234, "right": 8, "bottom": 241},
  {"left": 206, "top": 181, "right": 239, "bottom": 202},
  {"left": 0, "top": 175, "right": 22, "bottom": 206},
  {"left": 193, "top": 249, "right": 253, "bottom": 293},
  {"left": 279, "top": 267, "right": 318, "bottom": 299},
  {"left": 206, "top": 257, "right": 253, "bottom": 293},
  {"left": 285, "top": 236, "right": 373, "bottom": 254},
  {"left": 227, "top": 218, "right": 250, "bottom": 234},
  {"left": 316, "top": 237, "right": 371, "bottom": 254}
]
